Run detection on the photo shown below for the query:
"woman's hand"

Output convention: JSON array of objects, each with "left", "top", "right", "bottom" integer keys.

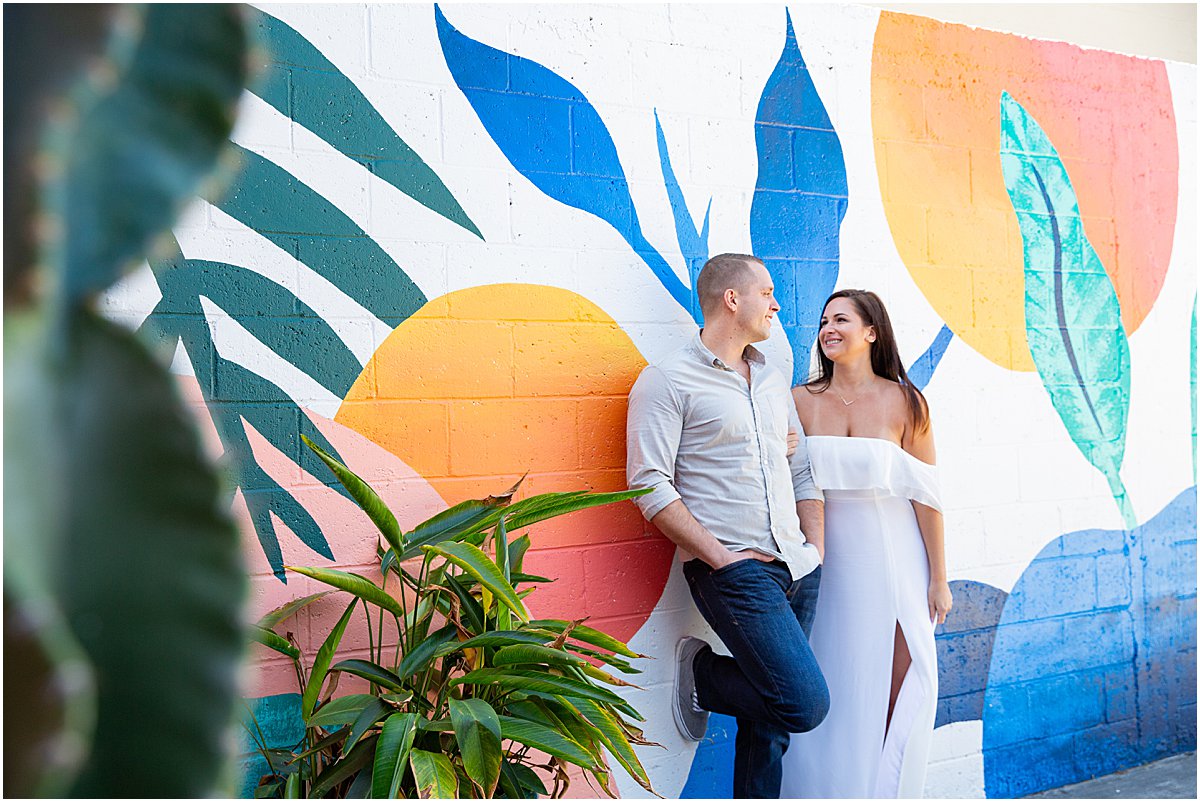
[
  {"left": 786, "top": 427, "right": 799, "bottom": 457},
  {"left": 928, "top": 580, "right": 953, "bottom": 626}
]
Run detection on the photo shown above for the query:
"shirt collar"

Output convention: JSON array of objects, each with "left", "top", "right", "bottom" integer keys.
[{"left": 691, "top": 331, "right": 765, "bottom": 372}]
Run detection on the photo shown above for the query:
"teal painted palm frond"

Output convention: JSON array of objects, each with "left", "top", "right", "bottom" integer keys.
[
  {"left": 137, "top": 12, "right": 480, "bottom": 578},
  {"left": 1000, "top": 91, "right": 1135, "bottom": 528},
  {"left": 248, "top": 7, "right": 482, "bottom": 239},
  {"left": 1191, "top": 296, "right": 1196, "bottom": 481}
]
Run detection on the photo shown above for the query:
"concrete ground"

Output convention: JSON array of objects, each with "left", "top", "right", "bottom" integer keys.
[{"left": 1026, "top": 752, "right": 1196, "bottom": 799}]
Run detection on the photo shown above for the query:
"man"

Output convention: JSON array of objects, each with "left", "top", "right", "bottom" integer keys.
[{"left": 626, "top": 253, "right": 828, "bottom": 798}]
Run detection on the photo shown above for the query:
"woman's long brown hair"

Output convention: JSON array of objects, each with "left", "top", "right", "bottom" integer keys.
[{"left": 804, "top": 289, "right": 930, "bottom": 434}]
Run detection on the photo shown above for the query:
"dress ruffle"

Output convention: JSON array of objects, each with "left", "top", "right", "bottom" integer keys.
[{"left": 807, "top": 436, "right": 943, "bottom": 512}]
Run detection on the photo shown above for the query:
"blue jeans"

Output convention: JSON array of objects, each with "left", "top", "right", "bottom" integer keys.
[{"left": 684, "top": 558, "right": 828, "bottom": 799}]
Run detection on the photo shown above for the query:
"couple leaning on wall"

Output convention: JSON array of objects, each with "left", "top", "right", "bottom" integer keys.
[{"left": 626, "top": 253, "right": 952, "bottom": 799}]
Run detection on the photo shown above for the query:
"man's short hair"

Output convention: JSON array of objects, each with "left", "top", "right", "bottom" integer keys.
[{"left": 696, "top": 253, "right": 762, "bottom": 316}]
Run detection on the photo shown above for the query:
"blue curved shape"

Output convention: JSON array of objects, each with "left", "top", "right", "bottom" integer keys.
[
  {"left": 908, "top": 325, "right": 954, "bottom": 391},
  {"left": 435, "top": 5, "right": 688, "bottom": 309},
  {"left": 935, "top": 578, "right": 1007, "bottom": 727},
  {"left": 750, "top": 10, "right": 848, "bottom": 383},
  {"left": 982, "top": 487, "right": 1197, "bottom": 797},
  {"left": 655, "top": 110, "right": 710, "bottom": 324}
]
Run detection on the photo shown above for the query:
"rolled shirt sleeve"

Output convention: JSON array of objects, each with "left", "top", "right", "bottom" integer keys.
[
  {"left": 787, "top": 393, "right": 824, "bottom": 502},
  {"left": 626, "top": 365, "right": 683, "bottom": 520}
]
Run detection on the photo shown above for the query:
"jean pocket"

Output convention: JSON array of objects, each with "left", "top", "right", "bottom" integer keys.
[{"left": 711, "top": 556, "right": 762, "bottom": 580}]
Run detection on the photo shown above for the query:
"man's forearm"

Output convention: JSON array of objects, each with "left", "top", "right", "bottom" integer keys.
[
  {"left": 650, "top": 499, "right": 737, "bottom": 569},
  {"left": 797, "top": 499, "right": 825, "bottom": 561}
]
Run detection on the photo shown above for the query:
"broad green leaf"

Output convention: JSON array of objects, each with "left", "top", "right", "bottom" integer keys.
[
  {"left": 565, "top": 643, "right": 641, "bottom": 675},
  {"left": 41, "top": 307, "right": 246, "bottom": 796},
  {"left": 452, "top": 668, "right": 627, "bottom": 708},
  {"left": 397, "top": 624, "right": 458, "bottom": 681},
  {"left": 449, "top": 699, "right": 503, "bottom": 796},
  {"left": 571, "top": 697, "right": 654, "bottom": 793},
  {"left": 286, "top": 727, "right": 348, "bottom": 763},
  {"left": 284, "top": 773, "right": 301, "bottom": 798},
  {"left": 508, "top": 534, "right": 532, "bottom": 574},
  {"left": 301, "top": 435, "right": 403, "bottom": 554},
  {"left": 424, "top": 542, "right": 528, "bottom": 622},
  {"left": 303, "top": 599, "right": 358, "bottom": 720},
  {"left": 526, "top": 620, "right": 644, "bottom": 659},
  {"left": 578, "top": 662, "right": 641, "bottom": 688},
  {"left": 493, "top": 644, "right": 586, "bottom": 669},
  {"left": 307, "top": 694, "right": 377, "bottom": 729},
  {"left": 329, "top": 659, "right": 407, "bottom": 694},
  {"left": 344, "top": 698, "right": 390, "bottom": 753},
  {"left": 47, "top": 5, "right": 247, "bottom": 304},
  {"left": 256, "top": 591, "right": 335, "bottom": 630},
  {"left": 400, "top": 481, "right": 521, "bottom": 561},
  {"left": 441, "top": 573, "right": 485, "bottom": 634},
  {"left": 496, "top": 716, "right": 600, "bottom": 771},
  {"left": 502, "top": 488, "right": 651, "bottom": 532},
  {"left": 287, "top": 566, "right": 404, "bottom": 618},
  {"left": 409, "top": 750, "right": 458, "bottom": 799},
  {"left": 372, "top": 712, "right": 418, "bottom": 799},
  {"left": 509, "top": 571, "right": 553, "bottom": 585},
  {"left": 310, "top": 733, "right": 377, "bottom": 798},
  {"left": 249, "top": 625, "right": 299, "bottom": 660},
  {"left": 1000, "top": 91, "right": 1135, "bottom": 527},
  {"left": 434, "top": 631, "right": 552, "bottom": 659},
  {"left": 501, "top": 760, "right": 547, "bottom": 798}
]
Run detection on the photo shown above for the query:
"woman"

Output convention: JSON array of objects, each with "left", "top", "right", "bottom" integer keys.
[{"left": 779, "top": 289, "right": 952, "bottom": 798}]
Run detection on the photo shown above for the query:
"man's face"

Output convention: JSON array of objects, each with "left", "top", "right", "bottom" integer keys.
[{"left": 735, "top": 262, "right": 780, "bottom": 343}]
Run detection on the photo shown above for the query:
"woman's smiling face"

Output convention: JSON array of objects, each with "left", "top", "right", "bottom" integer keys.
[{"left": 819, "top": 296, "right": 875, "bottom": 362}]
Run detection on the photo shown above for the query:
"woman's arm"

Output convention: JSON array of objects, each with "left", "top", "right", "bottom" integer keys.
[{"left": 905, "top": 407, "right": 952, "bottom": 625}]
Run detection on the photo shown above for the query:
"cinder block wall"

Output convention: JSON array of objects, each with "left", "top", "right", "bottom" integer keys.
[{"left": 103, "top": 4, "right": 1196, "bottom": 797}]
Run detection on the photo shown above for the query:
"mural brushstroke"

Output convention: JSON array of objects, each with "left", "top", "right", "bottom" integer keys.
[
  {"left": 1000, "top": 92, "right": 1135, "bottom": 528},
  {"left": 434, "top": 4, "right": 689, "bottom": 310},
  {"left": 750, "top": 10, "right": 848, "bottom": 384},
  {"left": 982, "top": 487, "right": 1196, "bottom": 796},
  {"left": 655, "top": 110, "right": 711, "bottom": 324},
  {"left": 249, "top": 8, "right": 482, "bottom": 238}
]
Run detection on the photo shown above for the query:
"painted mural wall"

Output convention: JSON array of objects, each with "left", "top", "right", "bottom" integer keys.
[{"left": 100, "top": 3, "right": 1196, "bottom": 798}]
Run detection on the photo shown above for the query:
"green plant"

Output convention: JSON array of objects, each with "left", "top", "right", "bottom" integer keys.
[
  {"left": 246, "top": 436, "right": 659, "bottom": 799},
  {"left": 3, "top": 6, "right": 250, "bottom": 797}
]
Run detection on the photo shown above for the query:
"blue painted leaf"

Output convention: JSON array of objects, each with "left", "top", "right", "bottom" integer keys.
[
  {"left": 655, "top": 110, "right": 710, "bottom": 324},
  {"left": 750, "top": 10, "right": 848, "bottom": 384},
  {"left": 907, "top": 325, "right": 954, "bottom": 392},
  {"left": 215, "top": 145, "right": 427, "bottom": 328},
  {"left": 434, "top": 5, "right": 689, "bottom": 310},
  {"left": 1000, "top": 92, "right": 1134, "bottom": 528},
  {"left": 248, "top": 8, "right": 481, "bottom": 238}
]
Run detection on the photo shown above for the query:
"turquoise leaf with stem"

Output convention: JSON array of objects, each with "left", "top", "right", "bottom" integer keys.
[{"left": 999, "top": 91, "right": 1135, "bottom": 528}]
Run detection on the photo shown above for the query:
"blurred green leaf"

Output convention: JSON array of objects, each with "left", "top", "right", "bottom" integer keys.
[
  {"left": 449, "top": 699, "right": 502, "bottom": 796},
  {"left": 408, "top": 749, "right": 458, "bottom": 799},
  {"left": 302, "top": 599, "right": 358, "bottom": 720}
]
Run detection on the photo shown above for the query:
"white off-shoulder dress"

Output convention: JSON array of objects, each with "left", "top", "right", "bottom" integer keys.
[{"left": 780, "top": 435, "right": 942, "bottom": 799}]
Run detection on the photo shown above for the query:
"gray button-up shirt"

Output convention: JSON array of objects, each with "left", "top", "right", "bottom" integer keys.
[{"left": 626, "top": 333, "right": 822, "bottom": 581}]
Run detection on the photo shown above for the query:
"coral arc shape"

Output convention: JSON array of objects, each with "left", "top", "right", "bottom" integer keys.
[
  {"left": 1000, "top": 92, "right": 1135, "bottom": 528},
  {"left": 872, "top": 12, "right": 1178, "bottom": 371},
  {"left": 334, "top": 284, "right": 673, "bottom": 642}
]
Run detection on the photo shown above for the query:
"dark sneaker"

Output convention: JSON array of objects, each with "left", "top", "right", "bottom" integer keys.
[{"left": 674, "top": 636, "right": 709, "bottom": 741}]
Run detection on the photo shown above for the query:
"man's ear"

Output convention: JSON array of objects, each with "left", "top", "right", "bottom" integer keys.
[{"left": 724, "top": 288, "right": 738, "bottom": 311}]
